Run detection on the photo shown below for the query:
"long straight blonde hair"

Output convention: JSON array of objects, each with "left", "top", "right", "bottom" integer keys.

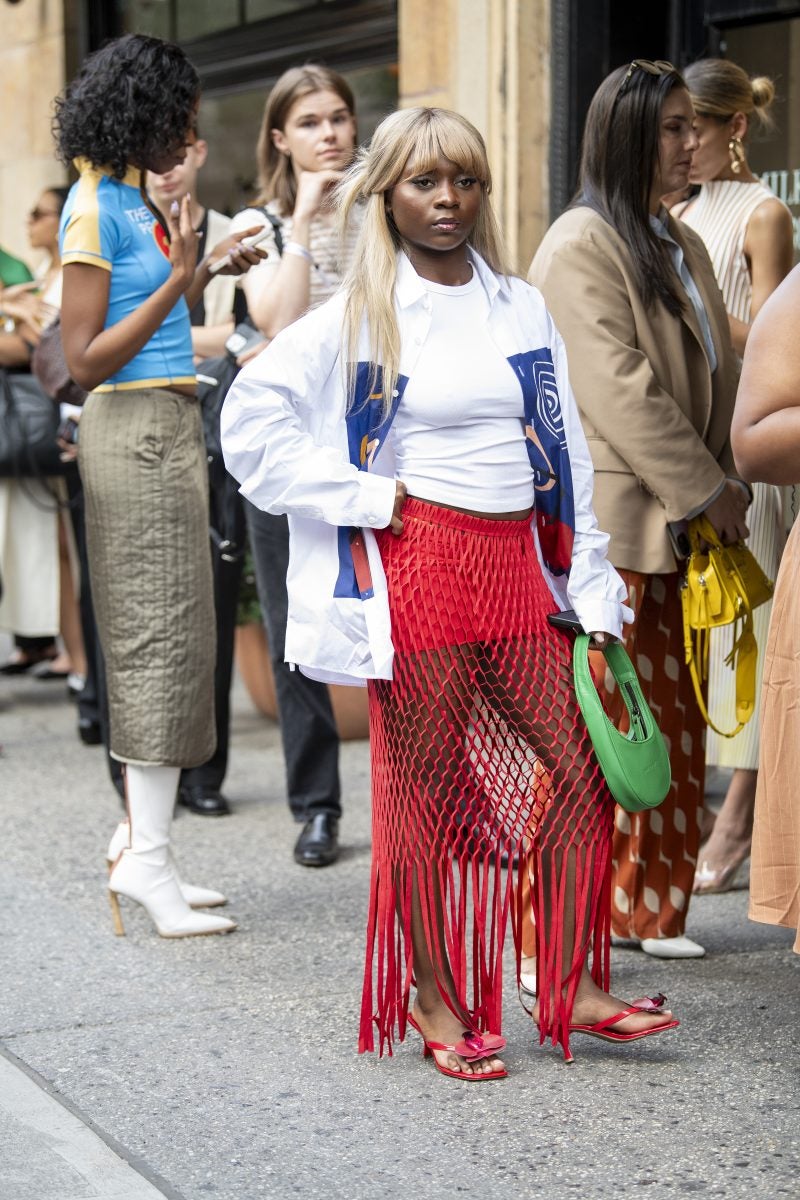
[{"left": 336, "top": 107, "right": 510, "bottom": 418}]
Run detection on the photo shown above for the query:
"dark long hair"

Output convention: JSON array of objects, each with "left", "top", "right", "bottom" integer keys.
[
  {"left": 53, "top": 34, "right": 199, "bottom": 180},
  {"left": 46, "top": 186, "right": 71, "bottom": 214},
  {"left": 574, "top": 63, "right": 688, "bottom": 315}
]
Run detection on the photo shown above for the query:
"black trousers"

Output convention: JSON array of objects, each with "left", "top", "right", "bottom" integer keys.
[
  {"left": 245, "top": 502, "right": 341, "bottom": 822},
  {"left": 179, "top": 533, "right": 243, "bottom": 793}
]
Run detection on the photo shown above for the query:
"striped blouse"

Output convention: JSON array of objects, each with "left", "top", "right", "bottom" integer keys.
[{"left": 680, "top": 178, "right": 788, "bottom": 323}]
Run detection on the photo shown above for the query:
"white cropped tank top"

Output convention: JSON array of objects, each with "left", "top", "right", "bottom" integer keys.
[{"left": 392, "top": 272, "right": 535, "bottom": 512}]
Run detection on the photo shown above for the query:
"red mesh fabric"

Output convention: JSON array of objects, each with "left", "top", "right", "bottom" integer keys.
[{"left": 360, "top": 498, "right": 615, "bottom": 1060}]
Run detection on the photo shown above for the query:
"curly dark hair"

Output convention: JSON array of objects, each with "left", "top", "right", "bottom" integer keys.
[{"left": 53, "top": 34, "right": 199, "bottom": 179}]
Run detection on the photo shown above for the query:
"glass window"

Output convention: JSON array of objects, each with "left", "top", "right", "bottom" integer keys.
[
  {"left": 724, "top": 19, "right": 800, "bottom": 259},
  {"left": 119, "top": 0, "right": 171, "bottom": 38},
  {"left": 245, "top": 0, "right": 318, "bottom": 19},
  {"left": 176, "top": 0, "right": 241, "bottom": 41}
]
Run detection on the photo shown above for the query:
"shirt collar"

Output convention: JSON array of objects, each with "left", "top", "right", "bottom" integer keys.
[
  {"left": 73, "top": 158, "right": 143, "bottom": 189},
  {"left": 394, "top": 247, "right": 506, "bottom": 309},
  {"left": 649, "top": 206, "right": 672, "bottom": 239}
]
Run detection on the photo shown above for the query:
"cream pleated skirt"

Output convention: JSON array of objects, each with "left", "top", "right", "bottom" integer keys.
[
  {"left": 78, "top": 388, "right": 216, "bottom": 767},
  {"left": 705, "top": 482, "right": 787, "bottom": 769}
]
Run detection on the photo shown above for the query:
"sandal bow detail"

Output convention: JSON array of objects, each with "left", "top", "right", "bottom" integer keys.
[
  {"left": 407, "top": 1015, "right": 508, "bottom": 1080},
  {"left": 568, "top": 992, "right": 680, "bottom": 1043}
]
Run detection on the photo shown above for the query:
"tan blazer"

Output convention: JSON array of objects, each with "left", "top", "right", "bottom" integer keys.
[{"left": 529, "top": 206, "right": 740, "bottom": 575}]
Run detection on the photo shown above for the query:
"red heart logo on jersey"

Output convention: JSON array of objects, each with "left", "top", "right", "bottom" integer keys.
[{"left": 153, "top": 222, "right": 171, "bottom": 260}]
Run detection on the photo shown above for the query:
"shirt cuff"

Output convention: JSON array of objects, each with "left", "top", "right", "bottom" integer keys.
[
  {"left": 356, "top": 472, "right": 397, "bottom": 530},
  {"left": 571, "top": 598, "right": 633, "bottom": 641},
  {"left": 683, "top": 478, "right": 726, "bottom": 521}
]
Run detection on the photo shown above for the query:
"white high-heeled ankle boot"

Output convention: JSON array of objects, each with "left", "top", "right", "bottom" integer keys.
[
  {"left": 106, "top": 822, "right": 227, "bottom": 909},
  {"left": 109, "top": 765, "right": 236, "bottom": 939}
]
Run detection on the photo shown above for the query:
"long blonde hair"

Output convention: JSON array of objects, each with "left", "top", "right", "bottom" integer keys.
[
  {"left": 255, "top": 64, "right": 356, "bottom": 214},
  {"left": 336, "top": 107, "right": 510, "bottom": 417}
]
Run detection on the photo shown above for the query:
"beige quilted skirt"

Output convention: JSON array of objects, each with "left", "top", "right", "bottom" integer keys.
[{"left": 79, "top": 388, "right": 216, "bottom": 767}]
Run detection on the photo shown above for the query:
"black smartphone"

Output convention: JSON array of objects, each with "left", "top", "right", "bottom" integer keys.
[
  {"left": 547, "top": 609, "right": 585, "bottom": 634},
  {"left": 225, "top": 321, "right": 266, "bottom": 358},
  {"left": 57, "top": 416, "right": 79, "bottom": 445}
]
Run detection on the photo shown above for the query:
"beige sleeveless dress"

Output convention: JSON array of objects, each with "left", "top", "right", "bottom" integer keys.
[{"left": 681, "top": 179, "right": 791, "bottom": 769}]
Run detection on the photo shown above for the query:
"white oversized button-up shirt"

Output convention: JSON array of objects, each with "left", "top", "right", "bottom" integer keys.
[{"left": 222, "top": 252, "right": 632, "bottom": 685}]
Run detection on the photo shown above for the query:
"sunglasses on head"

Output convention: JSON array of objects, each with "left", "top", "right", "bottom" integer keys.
[{"left": 617, "top": 59, "right": 676, "bottom": 100}]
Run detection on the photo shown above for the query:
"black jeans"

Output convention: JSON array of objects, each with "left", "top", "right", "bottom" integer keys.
[
  {"left": 245, "top": 502, "right": 341, "bottom": 822},
  {"left": 179, "top": 531, "right": 244, "bottom": 794}
]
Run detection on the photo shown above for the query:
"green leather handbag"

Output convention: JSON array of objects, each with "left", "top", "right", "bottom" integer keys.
[{"left": 572, "top": 634, "right": 671, "bottom": 813}]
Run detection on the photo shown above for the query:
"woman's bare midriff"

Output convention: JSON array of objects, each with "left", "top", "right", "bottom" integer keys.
[{"left": 410, "top": 494, "right": 533, "bottom": 521}]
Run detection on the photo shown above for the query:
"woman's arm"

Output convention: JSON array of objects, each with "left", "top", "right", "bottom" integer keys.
[
  {"left": 548, "top": 323, "right": 632, "bottom": 640},
  {"left": 221, "top": 299, "right": 396, "bottom": 530},
  {"left": 0, "top": 329, "right": 32, "bottom": 367},
  {"left": 191, "top": 319, "right": 235, "bottom": 362},
  {"left": 61, "top": 196, "right": 197, "bottom": 391},
  {"left": 731, "top": 265, "right": 800, "bottom": 484},
  {"left": 243, "top": 170, "right": 343, "bottom": 338},
  {"left": 728, "top": 198, "right": 794, "bottom": 356}
]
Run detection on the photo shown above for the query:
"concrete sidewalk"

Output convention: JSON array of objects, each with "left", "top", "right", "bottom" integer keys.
[
  {"left": 0, "top": 1048, "right": 175, "bottom": 1198},
  {"left": 1, "top": 659, "right": 798, "bottom": 1200}
]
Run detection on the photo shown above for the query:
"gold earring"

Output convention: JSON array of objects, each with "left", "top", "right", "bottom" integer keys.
[{"left": 728, "top": 136, "right": 745, "bottom": 175}]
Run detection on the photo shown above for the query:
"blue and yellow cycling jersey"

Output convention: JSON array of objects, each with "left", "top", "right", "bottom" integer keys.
[{"left": 59, "top": 159, "right": 196, "bottom": 392}]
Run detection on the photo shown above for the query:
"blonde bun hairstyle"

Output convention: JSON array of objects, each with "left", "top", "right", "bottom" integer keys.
[{"left": 683, "top": 58, "right": 776, "bottom": 134}]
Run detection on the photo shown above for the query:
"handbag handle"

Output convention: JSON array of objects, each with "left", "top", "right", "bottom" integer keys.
[
  {"left": 681, "top": 515, "right": 756, "bottom": 738},
  {"left": 572, "top": 633, "right": 671, "bottom": 812}
]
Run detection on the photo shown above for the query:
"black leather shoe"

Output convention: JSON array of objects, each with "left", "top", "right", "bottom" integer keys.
[
  {"left": 293, "top": 813, "right": 340, "bottom": 867},
  {"left": 178, "top": 786, "right": 232, "bottom": 817},
  {"left": 77, "top": 717, "right": 102, "bottom": 746}
]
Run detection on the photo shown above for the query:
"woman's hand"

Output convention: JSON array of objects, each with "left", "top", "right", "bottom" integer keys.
[
  {"left": 389, "top": 480, "right": 407, "bottom": 536},
  {"left": 702, "top": 480, "right": 750, "bottom": 545},
  {"left": 167, "top": 194, "right": 199, "bottom": 291},
  {"left": 206, "top": 226, "right": 269, "bottom": 277},
  {"left": 589, "top": 631, "right": 618, "bottom": 650},
  {"left": 2, "top": 288, "right": 46, "bottom": 330},
  {"left": 293, "top": 169, "right": 345, "bottom": 226}
]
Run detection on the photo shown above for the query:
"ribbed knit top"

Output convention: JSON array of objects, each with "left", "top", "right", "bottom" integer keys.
[{"left": 680, "top": 179, "right": 787, "bottom": 322}]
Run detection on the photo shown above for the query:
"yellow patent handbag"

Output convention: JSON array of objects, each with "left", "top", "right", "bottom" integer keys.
[{"left": 680, "top": 514, "right": 773, "bottom": 738}]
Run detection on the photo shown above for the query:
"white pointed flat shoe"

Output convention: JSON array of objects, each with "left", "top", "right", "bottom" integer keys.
[
  {"left": 520, "top": 971, "right": 537, "bottom": 997},
  {"left": 106, "top": 822, "right": 227, "bottom": 908},
  {"left": 640, "top": 935, "right": 705, "bottom": 959}
]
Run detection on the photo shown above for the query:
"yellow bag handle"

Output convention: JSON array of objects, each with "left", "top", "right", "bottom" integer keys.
[{"left": 681, "top": 517, "right": 757, "bottom": 739}]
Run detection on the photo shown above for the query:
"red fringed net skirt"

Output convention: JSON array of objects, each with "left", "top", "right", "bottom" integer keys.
[{"left": 361, "top": 498, "right": 615, "bottom": 1059}]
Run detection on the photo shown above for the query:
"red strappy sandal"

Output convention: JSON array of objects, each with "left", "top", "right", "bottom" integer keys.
[
  {"left": 569, "top": 993, "right": 680, "bottom": 1043},
  {"left": 407, "top": 1014, "right": 508, "bottom": 1081}
]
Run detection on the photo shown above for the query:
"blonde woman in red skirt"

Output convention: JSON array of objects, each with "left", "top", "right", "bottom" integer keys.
[{"left": 222, "top": 107, "right": 680, "bottom": 1076}]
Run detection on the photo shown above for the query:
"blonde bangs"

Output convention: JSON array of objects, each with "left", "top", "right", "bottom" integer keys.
[{"left": 398, "top": 115, "right": 491, "bottom": 189}]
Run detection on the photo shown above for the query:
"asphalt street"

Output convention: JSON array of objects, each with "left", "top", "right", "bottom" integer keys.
[{"left": 1, "top": 645, "right": 798, "bottom": 1200}]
